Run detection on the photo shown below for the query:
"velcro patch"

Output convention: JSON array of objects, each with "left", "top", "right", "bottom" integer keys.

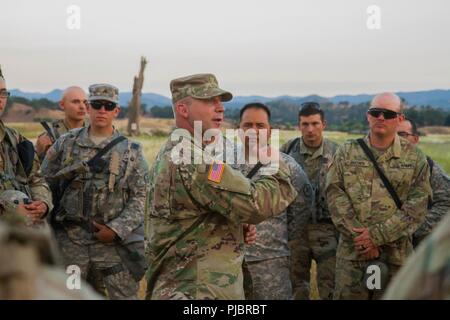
[{"left": 208, "top": 162, "right": 225, "bottom": 183}]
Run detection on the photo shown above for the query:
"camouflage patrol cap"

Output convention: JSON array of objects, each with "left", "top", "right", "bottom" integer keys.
[
  {"left": 170, "top": 73, "right": 233, "bottom": 103},
  {"left": 88, "top": 84, "right": 119, "bottom": 104},
  {"left": 0, "top": 65, "right": 4, "bottom": 81}
]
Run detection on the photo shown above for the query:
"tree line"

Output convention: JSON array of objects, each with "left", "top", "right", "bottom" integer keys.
[{"left": 6, "top": 96, "right": 450, "bottom": 131}]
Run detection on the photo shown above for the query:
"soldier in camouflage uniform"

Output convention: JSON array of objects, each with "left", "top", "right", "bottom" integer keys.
[
  {"left": 326, "top": 93, "right": 432, "bottom": 300},
  {"left": 396, "top": 117, "right": 450, "bottom": 246},
  {"left": 42, "top": 84, "right": 149, "bottom": 300},
  {"left": 234, "top": 103, "right": 314, "bottom": 300},
  {"left": 145, "top": 73, "right": 298, "bottom": 300},
  {"left": 280, "top": 102, "right": 339, "bottom": 300},
  {"left": 36, "top": 86, "right": 88, "bottom": 162},
  {"left": 0, "top": 65, "right": 53, "bottom": 226},
  {"left": 383, "top": 211, "right": 450, "bottom": 300}
]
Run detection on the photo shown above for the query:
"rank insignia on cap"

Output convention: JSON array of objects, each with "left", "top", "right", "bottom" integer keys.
[{"left": 208, "top": 162, "right": 225, "bottom": 183}]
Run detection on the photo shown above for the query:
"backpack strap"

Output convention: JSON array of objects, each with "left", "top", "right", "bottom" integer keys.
[{"left": 285, "top": 137, "right": 300, "bottom": 155}]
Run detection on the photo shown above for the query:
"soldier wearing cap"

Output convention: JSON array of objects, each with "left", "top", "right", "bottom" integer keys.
[
  {"left": 145, "top": 73, "right": 298, "bottom": 300},
  {"left": 0, "top": 65, "right": 52, "bottom": 227},
  {"left": 35, "top": 86, "right": 89, "bottom": 162},
  {"left": 42, "top": 84, "right": 149, "bottom": 299},
  {"left": 325, "top": 92, "right": 432, "bottom": 299}
]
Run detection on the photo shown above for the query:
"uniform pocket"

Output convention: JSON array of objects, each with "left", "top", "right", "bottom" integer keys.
[
  {"left": 61, "top": 180, "right": 84, "bottom": 221},
  {"left": 95, "top": 181, "right": 125, "bottom": 223}
]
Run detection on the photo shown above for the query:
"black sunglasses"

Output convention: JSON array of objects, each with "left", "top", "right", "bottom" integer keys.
[
  {"left": 367, "top": 108, "right": 400, "bottom": 120},
  {"left": 89, "top": 100, "right": 117, "bottom": 111}
]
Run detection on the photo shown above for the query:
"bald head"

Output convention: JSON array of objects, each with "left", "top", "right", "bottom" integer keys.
[
  {"left": 61, "top": 86, "right": 85, "bottom": 102},
  {"left": 59, "top": 86, "right": 88, "bottom": 124},
  {"left": 370, "top": 92, "right": 403, "bottom": 113}
]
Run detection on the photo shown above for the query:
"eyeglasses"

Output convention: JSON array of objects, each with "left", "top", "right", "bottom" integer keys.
[
  {"left": 398, "top": 131, "right": 417, "bottom": 138},
  {"left": 0, "top": 90, "right": 10, "bottom": 98},
  {"left": 367, "top": 108, "right": 400, "bottom": 120},
  {"left": 301, "top": 102, "right": 321, "bottom": 111},
  {"left": 89, "top": 100, "right": 117, "bottom": 111}
]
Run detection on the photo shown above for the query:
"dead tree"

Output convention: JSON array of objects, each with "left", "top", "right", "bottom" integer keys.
[{"left": 127, "top": 56, "right": 147, "bottom": 136}]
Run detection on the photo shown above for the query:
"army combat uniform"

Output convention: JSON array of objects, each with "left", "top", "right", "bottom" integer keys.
[
  {"left": 0, "top": 120, "right": 53, "bottom": 216},
  {"left": 383, "top": 212, "right": 450, "bottom": 300},
  {"left": 36, "top": 118, "right": 87, "bottom": 162},
  {"left": 42, "top": 126, "right": 149, "bottom": 299},
  {"left": 326, "top": 134, "right": 432, "bottom": 300},
  {"left": 145, "top": 129, "right": 298, "bottom": 300},
  {"left": 281, "top": 137, "right": 339, "bottom": 299},
  {"left": 233, "top": 152, "right": 314, "bottom": 300},
  {"left": 413, "top": 159, "right": 450, "bottom": 245}
]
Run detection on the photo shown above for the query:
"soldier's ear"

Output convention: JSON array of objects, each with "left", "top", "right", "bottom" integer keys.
[
  {"left": 59, "top": 100, "right": 65, "bottom": 111},
  {"left": 323, "top": 120, "right": 327, "bottom": 129},
  {"left": 113, "top": 106, "right": 120, "bottom": 118},
  {"left": 176, "top": 102, "right": 189, "bottom": 119}
]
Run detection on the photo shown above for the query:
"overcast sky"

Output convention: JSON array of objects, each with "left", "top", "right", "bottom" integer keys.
[{"left": 1, "top": 0, "right": 449, "bottom": 97}]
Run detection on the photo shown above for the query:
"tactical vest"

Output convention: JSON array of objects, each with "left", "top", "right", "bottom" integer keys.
[
  {"left": 55, "top": 130, "right": 140, "bottom": 225},
  {"left": 284, "top": 137, "right": 333, "bottom": 222},
  {"left": 54, "top": 129, "right": 148, "bottom": 281}
]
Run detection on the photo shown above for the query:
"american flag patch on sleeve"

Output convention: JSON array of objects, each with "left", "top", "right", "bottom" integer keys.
[{"left": 207, "top": 162, "right": 225, "bottom": 183}]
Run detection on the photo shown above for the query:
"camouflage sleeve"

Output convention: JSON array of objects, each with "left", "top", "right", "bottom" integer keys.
[
  {"left": 40, "top": 135, "right": 66, "bottom": 185},
  {"left": 325, "top": 146, "right": 365, "bottom": 238},
  {"left": 415, "top": 163, "right": 450, "bottom": 238},
  {"left": 180, "top": 159, "right": 298, "bottom": 225},
  {"left": 106, "top": 146, "right": 149, "bottom": 240},
  {"left": 368, "top": 152, "right": 432, "bottom": 246},
  {"left": 14, "top": 133, "right": 53, "bottom": 212},
  {"left": 285, "top": 158, "right": 314, "bottom": 294},
  {"left": 384, "top": 214, "right": 450, "bottom": 300}
]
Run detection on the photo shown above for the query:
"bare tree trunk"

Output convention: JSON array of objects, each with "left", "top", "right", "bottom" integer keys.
[{"left": 127, "top": 56, "right": 147, "bottom": 136}]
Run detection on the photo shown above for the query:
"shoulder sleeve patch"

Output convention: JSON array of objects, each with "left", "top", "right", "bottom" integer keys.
[{"left": 207, "top": 162, "right": 225, "bottom": 183}]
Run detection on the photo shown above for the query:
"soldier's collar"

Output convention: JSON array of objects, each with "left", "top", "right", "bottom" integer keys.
[
  {"left": 299, "top": 137, "right": 324, "bottom": 159},
  {"left": 61, "top": 118, "right": 88, "bottom": 131},
  {"left": 364, "top": 134, "right": 401, "bottom": 159},
  {"left": 77, "top": 125, "right": 120, "bottom": 148},
  {"left": 169, "top": 127, "right": 206, "bottom": 150},
  {"left": 0, "top": 120, "right": 5, "bottom": 142},
  {"left": 392, "top": 134, "right": 402, "bottom": 158}
]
